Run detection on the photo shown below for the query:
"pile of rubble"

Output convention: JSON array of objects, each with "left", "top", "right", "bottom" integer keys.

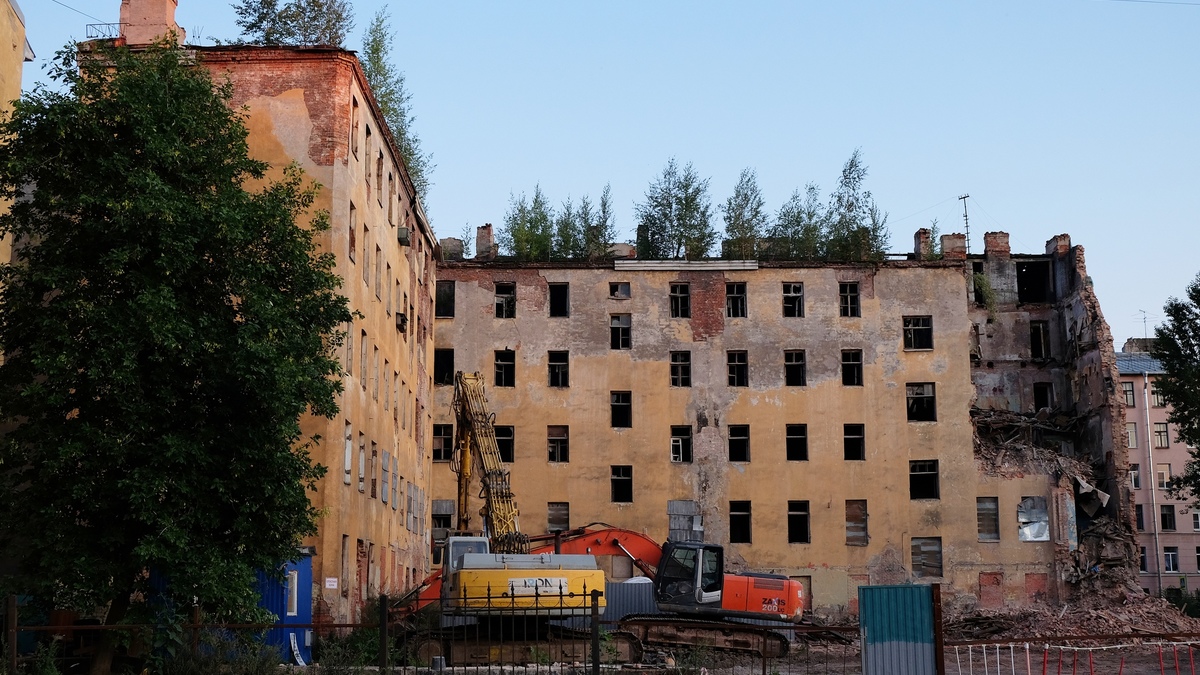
[
  {"left": 972, "top": 407, "right": 1091, "bottom": 478},
  {"left": 944, "top": 593, "right": 1200, "bottom": 641}
]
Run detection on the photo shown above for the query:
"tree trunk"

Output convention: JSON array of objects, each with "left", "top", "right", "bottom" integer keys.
[{"left": 88, "top": 589, "right": 131, "bottom": 675}]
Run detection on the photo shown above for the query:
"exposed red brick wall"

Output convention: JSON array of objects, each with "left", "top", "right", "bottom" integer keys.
[
  {"left": 196, "top": 47, "right": 354, "bottom": 168},
  {"left": 979, "top": 571, "right": 1005, "bottom": 609},
  {"left": 679, "top": 271, "right": 725, "bottom": 341},
  {"left": 1025, "top": 572, "right": 1049, "bottom": 603}
]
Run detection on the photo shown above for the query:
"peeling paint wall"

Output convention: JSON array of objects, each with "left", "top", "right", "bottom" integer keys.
[
  {"left": 197, "top": 46, "right": 436, "bottom": 623},
  {"left": 432, "top": 256, "right": 1062, "bottom": 614}
]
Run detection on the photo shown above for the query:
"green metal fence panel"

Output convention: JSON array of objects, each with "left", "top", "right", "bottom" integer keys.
[{"left": 859, "top": 584, "right": 935, "bottom": 675}]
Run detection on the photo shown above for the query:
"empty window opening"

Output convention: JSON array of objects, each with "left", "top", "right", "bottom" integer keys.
[
  {"left": 788, "top": 500, "right": 811, "bottom": 543},
  {"left": 670, "top": 351, "right": 692, "bottom": 387},
  {"left": 839, "top": 282, "right": 860, "bottom": 317},
  {"left": 728, "top": 425, "right": 750, "bottom": 462},
  {"left": 548, "top": 502, "right": 570, "bottom": 533},
  {"left": 433, "top": 349, "right": 455, "bottom": 386},
  {"left": 844, "top": 424, "right": 865, "bottom": 461},
  {"left": 727, "top": 350, "right": 748, "bottom": 387},
  {"left": 977, "top": 497, "right": 1000, "bottom": 541},
  {"left": 670, "top": 283, "right": 691, "bottom": 318},
  {"left": 1033, "top": 382, "right": 1054, "bottom": 411},
  {"left": 726, "top": 282, "right": 747, "bottom": 318},
  {"left": 671, "top": 426, "right": 693, "bottom": 463},
  {"left": 783, "top": 282, "right": 804, "bottom": 317},
  {"left": 1030, "top": 320, "right": 1050, "bottom": 359},
  {"left": 842, "top": 350, "right": 863, "bottom": 386},
  {"left": 909, "top": 460, "right": 940, "bottom": 499},
  {"left": 1136, "top": 504, "right": 1145, "bottom": 531},
  {"left": 348, "top": 203, "right": 357, "bottom": 262},
  {"left": 1016, "top": 260, "right": 1053, "bottom": 303},
  {"left": 729, "top": 501, "right": 752, "bottom": 543},
  {"left": 432, "top": 424, "right": 453, "bottom": 462},
  {"left": 548, "top": 425, "right": 570, "bottom": 463},
  {"left": 903, "top": 316, "right": 933, "bottom": 350},
  {"left": 495, "top": 282, "right": 516, "bottom": 318},
  {"left": 610, "top": 314, "right": 631, "bottom": 350},
  {"left": 786, "top": 424, "right": 808, "bottom": 461},
  {"left": 846, "top": 500, "right": 868, "bottom": 546},
  {"left": 906, "top": 383, "right": 937, "bottom": 421},
  {"left": 495, "top": 426, "right": 514, "bottom": 463},
  {"left": 611, "top": 391, "right": 632, "bottom": 428},
  {"left": 548, "top": 351, "right": 569, "bottom": 388},
  {"left": 1017, "top": 496, "right": 1050, "bottom": 542},
  {"left": 610, "top": 282, "right": 630, "bottom": 299},
  {"left": 494, "top": 350, "right": 515, "bottom": 387},
  {"left": 911, "top": 537, "right": 943, "bottom": 578},
  {"left": 1130, "top": 462, "right": 1141, "bottom": 489},
  {"left": 549, "top": 283, "right": 569, "bottom": 317},
  {"left": 784, "top": 350, "right": 807, "bottom": 386},
  {"left": 611, "top": 465, "right": 633, "bottom": 502},
  {"left": 972, "top": 262, "right": 986, "bottom": 304},
  {"left": 1162, "top": 505, "right": 1177, "bottom": 531}
]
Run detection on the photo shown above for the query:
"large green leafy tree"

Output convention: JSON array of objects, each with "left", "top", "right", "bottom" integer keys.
[
  {"left": 361, "top": 6, "right": 434, "bottom": 204},
  {"left": 1154, "top": 276, "right": 1200, "bottom": 501},
  {"left": 0, "top": 42, "right": 351, "bottom": 671}
]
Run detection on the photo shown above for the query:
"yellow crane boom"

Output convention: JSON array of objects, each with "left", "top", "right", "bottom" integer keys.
[{"left": 452, "top": 371, "right": 529, "bottom": 554}]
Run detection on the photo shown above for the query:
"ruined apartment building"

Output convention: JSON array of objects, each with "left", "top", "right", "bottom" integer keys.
[
  {"left": 431, "top": 226, "right": 1131, "bottom": 614},
  {"left": 116, "top": 0, "right": 438, "bottom": 623},
  {"left": 1117, "top": 341, "right": 1196, "bottom": 595}
]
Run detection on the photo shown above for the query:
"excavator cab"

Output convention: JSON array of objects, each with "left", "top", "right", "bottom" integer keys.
[{"left": 654, "top": 541, "right": 724, "bottom": 615}]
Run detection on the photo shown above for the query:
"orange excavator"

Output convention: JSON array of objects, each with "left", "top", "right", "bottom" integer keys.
[
  {"left": 396, "top": 373, "right": 804, "bottom": 663},
  {"left": 398, "top": 522, "right": 804, "bottom": 661}
]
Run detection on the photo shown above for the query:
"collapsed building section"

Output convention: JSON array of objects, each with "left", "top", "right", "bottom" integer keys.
[
  {"left": 961, "top": 231, "right": 1133, "bottom": 606},
  {"left": 430, "top": 228, "right": 1131, "bottom": 616}
]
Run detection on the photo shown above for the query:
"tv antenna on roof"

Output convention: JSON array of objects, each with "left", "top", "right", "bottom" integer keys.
[{"left": 959, "top": 194, "right": 970, "bottom": 255}]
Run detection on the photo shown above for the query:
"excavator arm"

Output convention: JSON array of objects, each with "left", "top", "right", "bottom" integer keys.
[{"left": 452, "top": 372, "right": 528, "bottom": 553}]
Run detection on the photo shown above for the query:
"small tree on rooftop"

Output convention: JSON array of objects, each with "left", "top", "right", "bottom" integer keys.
[
  {"left": 497, "top": 186, "right": 554, "bottom": 260},
  {"left": 635, "top": 159, "right": 716, "bottom": 260},
  {"left": 361, "top": 6, "right": 434, "bottom": 204},
  {"left": 720, "top": 168, "right": 769, "bottom": 259},
  {"left": 233, "top": 0, "right": 354, "bottom": 47}
]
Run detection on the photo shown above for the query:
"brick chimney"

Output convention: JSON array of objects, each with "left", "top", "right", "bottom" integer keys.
[
  {"left": 913, "top": 228, "right": 933, "bottom": 261},
  {"left": 1045, "top": 234, "right": 1071, "bottom": 256},
  {"left": 476, "top": 224, "right": 497, "bottom": 261},
  {"left": 119, "top": 0, "right": 186, "bottom": 46},
  {"left": 983, "top": 232, "right": 1010, "bottom": 260},
  {"left": 941, "top": 233, "right": 967, "bottom": 260}
]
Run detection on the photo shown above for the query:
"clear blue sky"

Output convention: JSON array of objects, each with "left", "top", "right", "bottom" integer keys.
[{"left": 22, "top": 0, "right": 1200, "bottom": 346}]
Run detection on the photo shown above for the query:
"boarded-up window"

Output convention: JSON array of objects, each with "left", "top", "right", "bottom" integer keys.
[
  {"left": 390, "top": 456, "right": 398, "bottom": 510},
  {"left": 431, "top": 500, "right": 454, "bottom": 530},
  {"left": 1017, "top": 496, "right": 1050, "bottom": 542},
  {"left": 548, "top": 502, "right": 570, "bottom": 533},
  {"left": 668, "top": 500, "right": 703, "bottom": 542},
  {"left": 381, "top": 451, "right": 390, "bottom": 503},
  {"left": 911, "top": 537, "right": 943, "bottom": 578},
  {"left": 977, "top": 497, "right": 999, "bottom": 541},
  {"left": 846, "top": 500, "right": 868, "bottom": 546}
]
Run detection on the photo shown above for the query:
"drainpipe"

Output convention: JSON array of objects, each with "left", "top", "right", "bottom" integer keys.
[{"left": 1144, "top": 372, "right": 1163, "bottom": 594}]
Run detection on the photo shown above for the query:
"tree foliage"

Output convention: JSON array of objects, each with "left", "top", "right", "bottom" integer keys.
[
  {"left": 635, "top": 159, "right": 716, "bottom": 260},
  {"left": 232, "top": 0, "right": 354, "bottom": 47},
  {"left": 765, "top": 183, "right": 825, "bottom": 259},
  {"left": 361, "top": 7, "right": 434, "bottom": 204},
  {"left": 721, "top": 168, "right": 769, "bottom": 259},
  {"left": 0, "top": 40, "right": 350, "bottom": 638},
  {"left": 1154, "top": 276, "right": 1200, "bottom": 502},
  {"left": 823, "top": 149, "right": 890, "bottom": 261},
  {"left": 496, "top": 184, "right": 616, "bottom": 261}
]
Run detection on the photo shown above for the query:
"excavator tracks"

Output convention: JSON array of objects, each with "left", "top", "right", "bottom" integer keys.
[{"left": 618, "top": 614, "right": 790, "bottom": 658}]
